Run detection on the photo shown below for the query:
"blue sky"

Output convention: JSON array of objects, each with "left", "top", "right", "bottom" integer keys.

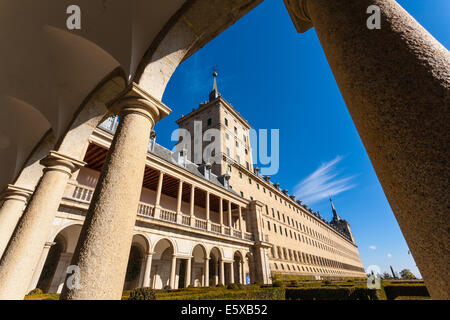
[{"left": 158, "top": 0, "right": 450, "bottom": 278}]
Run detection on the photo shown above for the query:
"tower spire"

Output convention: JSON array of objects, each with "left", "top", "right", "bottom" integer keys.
[
  {"left": 330, "top": 196, "right": 340, "bottom": 221},
  {"left": 209, "top": 67, "right": 219, "bottom": 102}
]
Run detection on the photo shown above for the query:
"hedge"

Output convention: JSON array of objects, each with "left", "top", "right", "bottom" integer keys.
[
  {"left": 128, "top": 287, "right": 157, "bottom": 300},
  {"left": 383, "top": 285, "right": 429, "bottom": 300},
  {"left": 285, "top": 287, "right": 380, "bottom": 300}
]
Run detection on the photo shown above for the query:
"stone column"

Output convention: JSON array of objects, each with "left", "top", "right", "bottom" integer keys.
[
  {"left": 185, "top": 257, "right": 192, "bottom": 288},
  {"left": 219, "top": 197, "right": 224, "bottom": 233},
  {"left": 238, "top": 206, "right": 243, "bottom": 232},
  {"left": 241, "top": 260, "right": 245, "bottom": 284},
  {"left": 60, "top": 83, "right": 171, "bottom": 300},
  {"left": 205, "top": 191, "right": 210, "bottom": 230},
  {"left": 27, "top": 241, "right": 55, "bottom": 292},
  {"left": 176, "top": 180, "right": 183, "bottom": 215},
  {"left": 204, "top": 257, "right": 210, "bottom": 287},
  {"left": 284, "top": 0, "right": 450, "bottom": 299},
  {"left": 154, "top": 171, "right": 164, "bottom": 217},
  {"left": 0, "top": 185, "right": 33, "bottom": 258},
  {"left": 229, "top": 262, "right": 235, "bottom": 284},
  {"left": 228, "top": 201, "right": 232, "bottom": 229},
  {"left": 170, "top": 255, "right": 177, "bottom": 289},
  {"left": 0, "top": 151, "right": 84, "bottom": 300},
  {"left": 189, "top": 185, "right": 195, "bottom": 227},
  {"left": 219, "top": 260, "right": 225, "bottom": 285},
  {"left": 142, "top": 253, "right": 153, "bottom": 288}
]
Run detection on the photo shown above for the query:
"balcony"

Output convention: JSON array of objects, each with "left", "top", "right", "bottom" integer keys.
[{"left": 64, "top": 182, "right": 253, "bottom": 242}]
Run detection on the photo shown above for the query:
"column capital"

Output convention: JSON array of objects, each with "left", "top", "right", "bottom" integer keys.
[
  {"left": 284, "top": 0, "right": 313, "bottom": 33},
  {"left": 1, "top": 185, "right": 33, "bottom": 203},
  {"left": 40, "top": 151, "right": 86, "bottom": 176},
  {"left": 110, "top": 82, "right": 171, "bottom": 125}
]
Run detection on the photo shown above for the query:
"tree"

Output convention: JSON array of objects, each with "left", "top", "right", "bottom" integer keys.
[
  {"left": 399, "top": 269, "right": 416, "bottom": 280},
  {"left": 382, "top": 272, "right": 392, "bottom": 279}
]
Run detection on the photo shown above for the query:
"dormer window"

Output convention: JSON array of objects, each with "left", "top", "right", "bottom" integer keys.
[
  {"left": 178, "top": 149, "right": 187, "bottom": 167},
  {"left": 148, "top": 130, "right": 157, "bottom": 152}
]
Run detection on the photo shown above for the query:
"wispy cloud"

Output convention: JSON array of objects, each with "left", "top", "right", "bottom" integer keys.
[
  {"left": 369, "top": 245, "right": 377, "bottom": 250},
  {"left": 293, "top": 156, "right": 357, "bottom": 204},
  {"left": 387, "top": 253, "right": 392, "bottom": 259}
]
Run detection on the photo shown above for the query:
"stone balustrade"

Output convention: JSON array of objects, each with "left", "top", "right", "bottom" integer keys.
[{"left": 66, "top": 182, "right": 253, "bottom": 242}]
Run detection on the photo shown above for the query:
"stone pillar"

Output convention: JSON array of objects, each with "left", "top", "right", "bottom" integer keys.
[
  {"left": 176, "top": 180, "right": 183, "bottom": 214},
  {"left": 0, "top": 185, "right": 33, "bottom": 258},
  {"left": 189, "top": 185, "right": 195, "bottom": 227},
  {"left": 219, "top": 197, "right": 224, "bottom": 233},
  {"left": 214, "top": 261, "right": 219, "bottom": 285},
  {"left": 240, "top": 260, "right": 245, "bottom": 284},
  {"left": 185, "top": 257, "right": 192, "bottom": 288},
  {"left": 60, "top": 83, "right": 171, "bottom": 300},
  {"left": 219, "top": 260, "right": 225, "bottom": 285},
  {"left": 238, "top": 206, "right": 243, "bottom": 232},
  {"left": 284, "top": 0, "right": 450, "bottom": 299},
  {"left": 142, "top": 253, "right": 153, "bottom": 288},
  {"left": 205, "top": 191, "right": 210, "bottom": 230},
  {"left": 229, "top": 262, "right": 234, "bottom": 284},
  {"left": 170, "top": 255, "right": 177, "bottom": 289},
  {"left": 0, "top": 151, "right": 84, "bottom": 300},
  {"left": 204, "top": 258, "right": 210, "bottom": 287},
  {"left": 27, "top": 241, "right": 55, "bottom": 292},
  {"left": 154, "top": 171, "right": 164, "bottom": 217},
  {"left": 228, "top": 201, "right": 232, "bottom": 229}
]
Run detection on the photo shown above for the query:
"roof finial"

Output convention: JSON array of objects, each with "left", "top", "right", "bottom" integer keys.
[
  {"left": 209, "top": 66, "right": 219, "bottom": 102},
  {"left": 330, "top": 196, "right": 340, "bottom": 221}
]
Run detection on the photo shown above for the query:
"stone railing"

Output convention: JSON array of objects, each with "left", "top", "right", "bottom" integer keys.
[
  {"left": 138, "top": 203, "right": 154, "bottom": 217},
  {"left": 180, "top": 215, "right": 191, "bottom": 226},
  {"left": 66, "top": 182, "right": 254, "bottom": 242},
  {"left": 98, "top": 116, "right": 119, "bottom": 134},
  {"left": 210, "top": 222, "right": 221, "bottom": 234},
  {"left": 194, "top": 218, "right": 208, "bottom": 231},
  {"left": 159, "top": 208, "right": 177, "bottom": 223},
  {"left": 244, "top": 232, "right": 253, "bottom": 241},
  {"left": 66, "top": 183, "right": 95, "bottom": 204}
]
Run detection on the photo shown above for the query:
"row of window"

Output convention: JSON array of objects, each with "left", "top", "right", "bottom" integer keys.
[
  {"left": 269, "top": 246, "right": 364, "bottom": 273},
  {"left": 272, "top": 263, "right": 361, "bottom": 276}
]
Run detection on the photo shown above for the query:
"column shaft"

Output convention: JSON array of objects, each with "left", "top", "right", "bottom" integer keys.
[
  {"left": 155, "top": 171, "right": 164, "bottom": 207},
  {"left": 170, "top": 255, "right": 177, "bottom": 289},
  {"left": 185, "top": 258, "right": 192, "bottom": 288},
  {"left": 176, "top": 180, "right": 183, "bottom": 214},
  {"left": 205, "top": 191, "right": 210, "bottom": 230},
  {"left": 228, "top": 201, "right": 232, "bottom": 228},
  {"left": 61, "top": 88, "right": 170, "bottom": 300},
  {"left": 0, "top": 185, "right": 32, "bottom": 258},
  {"left": 303, "top": 0, "right": 450, "bottom": 299},
  {"left": 204, "top": 258, "right": 209, "bottom": 287},
  {"left": 219, "top": 260, "right": 225, "bottom": 285},
  {"left": 27, "top": 242, "right": 55, "bottom": 292},
  {"left": 0, "top": 152, "right": 83, "bottom": 300},
  {"left": 142, "top": 253, "right": 153, "bottom": 288},
  {"left": 230, "top": 262, "right": 235, "bottom": 284}
]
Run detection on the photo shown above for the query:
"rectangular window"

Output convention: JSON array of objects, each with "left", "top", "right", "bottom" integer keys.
[
  {"left": 239, "top": 172, "right": 242, "bottom": 179},
  {"left": 207, "top": 118, "right": 212, "bottom": 126},
  {"left": 240, "top": 191, "right": 244, "bottom": 197},
  {"left": 225, "top": 118, "right": 228, "bottom": 126},
  {"left": 248, "top": 178, "right": 252, "bottom": 184}
]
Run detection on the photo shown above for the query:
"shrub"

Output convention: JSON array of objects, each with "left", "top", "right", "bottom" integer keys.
[
  {"left": 323, "top": 280, "right": 332, "bottom": 286},
  {"left": 383, "top": 285, "right": 429, "bottom": 300},
  {"left": 285, "top": 287, "right": 379, "bottom": 300},
  {"left": 27, "top": 288, "right": 43, "bottom": 296},
  {"left": 216, "top": 284, "right": 225, "bottom": 288},
  {"left": 163, "top": 285, "right": 172, "bottom": 292},
  {"left": 288, "top": 280, "right": 299, "bottom": 287},
  {"left": 227, "top": 283, "right": 240, "bottom": 290},
  {"left": 272, "top": 281, "right": 284, "bottom": 287},
  {"left": 128, "top": 287, "right": 157, "bottom": 300}
]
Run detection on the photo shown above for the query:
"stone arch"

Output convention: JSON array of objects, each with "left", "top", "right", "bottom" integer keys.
[
  {"left": 233, "top": 250, "right": 244, "bottom": 284},
  {"left": 134, "top": 0, "right": 262, "bottom": 99},
  {"left": 36, "top": 223, "right": 83, "bottom": 294},
  {"left": 191, "top": 243, "right": 208, "bottom": 287},
  {"left": 123, "top": 233, "right": 151, "bottom": 291},
  {"left": 209, "top": 246, "right": 223, "bottom": 286},
  {"left": 150, "top": 238, "right": 176, "bottom": 289},
  {"left": 245, "top": 251, "right": 255, "bottom": 284}
]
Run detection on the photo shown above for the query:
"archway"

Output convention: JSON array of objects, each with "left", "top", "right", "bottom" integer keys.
[
  {"left": 123, "top": 234, "right": 150, "bottom": 291},
  {"left": 233, "top": 251, "right": 244, "bottom": 284},
  {"left": 150, "top": 239, "right": 175, "bottom": 289},
  {"left": 209, "top": 247, "right": 222, "bottom": 286},
  {"left": 245, "top": 252, "right": 255, "bottom": 284},
  {"left": 35, "top": 224, "right": 82, "bottom": 293},
  {"left": 190, "top": 244, "right": 208, "bottom": 287}
]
